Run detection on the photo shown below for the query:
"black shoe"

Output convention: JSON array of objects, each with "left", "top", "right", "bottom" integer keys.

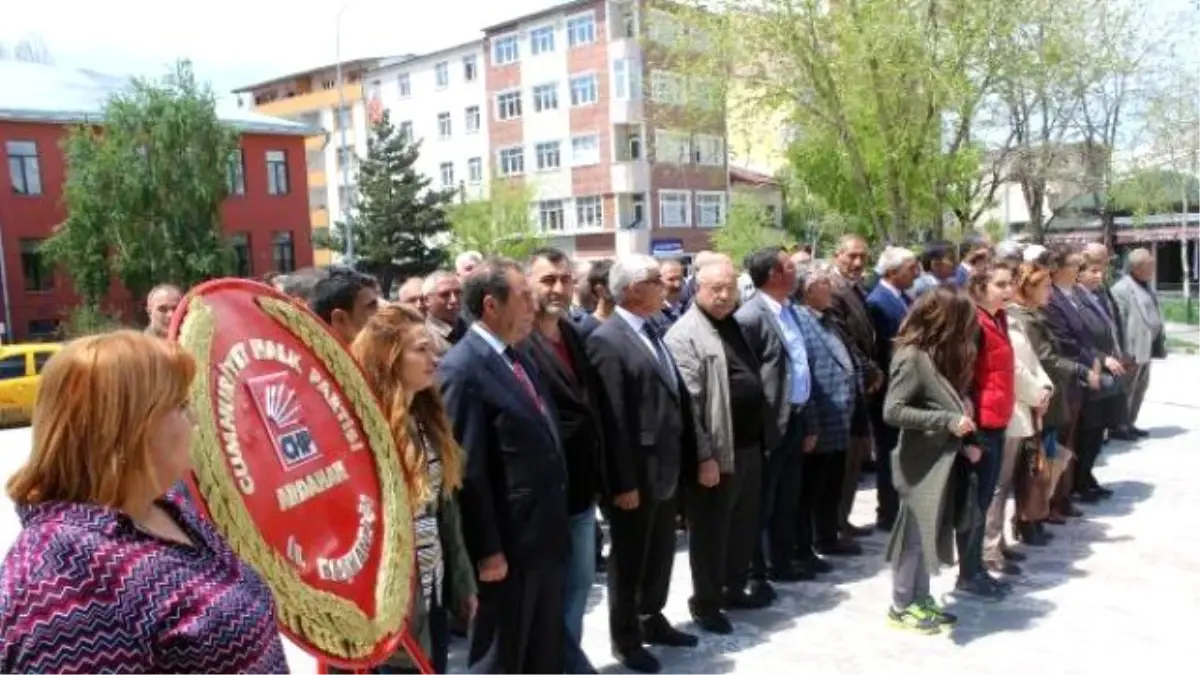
[
  {"left": 1002, "top": 548, "right": 1027, "bottom": 562},
  {"left": 769, "top": 564, "right": 815, "bottom": 582},
  {"left": 1035, "top": 522, "right": 1055, "bottom": 541},
  {"left": 641, "top": 614, "right": 699, "bottom": 648},
  {"left": 844, "top": 523, "right": 875, "bottom": 538},
  {"left": 746, "top": 579, "right": 776, "bottom": 605},
  {"left": 1109, "top": 428, "right": 1137, "bottom": 441},
  {"left": 723, "top": 589, "right": 771, "bottom": 610},
  {"left": 1094, "top": 485, "right": 1114, "bottom": 499},
  {"left": 955, "top": 574, "right": 1006, "bottom": 601},
  {"left": 985, "top": 558, "right": 1022, "bottom": 576},
  {"left": 816, "top": 540, "right": 863, "bottom": 556},
  {"left": 1075, "top": 490, "right": 1102, "bottom": 504},
  {"left": 875, "top": 519, "right": 895, "bottom": 532},
  {"left": 800, "top": 556, "right": 834, "bottom": 574},
  {"left": 1016, "top": 522, "right": 1049, "bottom": 547},
  {"left": 689, "top": 608, "right": 733, "bottom": 635},
  {"left": 614, "top": 647, "right": 661, "bottom": 674},
  {"left": 1132, "top": 426, "right": 1150, "bottom": 438}
]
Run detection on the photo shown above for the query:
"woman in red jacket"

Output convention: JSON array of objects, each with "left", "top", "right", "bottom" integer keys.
[{"left": 958, "top": 263, "right": 1016, "bottom": 601}]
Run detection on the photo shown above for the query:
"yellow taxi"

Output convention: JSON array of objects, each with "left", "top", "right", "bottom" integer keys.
[{"left": 0, "top": 343, "right": 62, "bottom": 427}]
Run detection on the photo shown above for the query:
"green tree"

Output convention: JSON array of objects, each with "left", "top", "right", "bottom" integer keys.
[
  {"left": 711, "top": 195, "right": 793, "bottom": 265},
  {"left": 43, "top": 59, "right": 236, "bottom": 314},
  {"left": 446, "top": 180, "right": 544, "bottom": 259},
  {"left": 328, "top": 110, "right": 454, "bottom": 294}
]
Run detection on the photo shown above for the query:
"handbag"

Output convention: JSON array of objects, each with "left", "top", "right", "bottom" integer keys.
[{"left": 1014, "top": 418, "right": 1053, "bottom": 522}]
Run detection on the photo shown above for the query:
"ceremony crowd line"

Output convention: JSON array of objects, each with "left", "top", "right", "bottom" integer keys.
[{"left": 0, "top": 232, "right": 1168, "bottom": 674}]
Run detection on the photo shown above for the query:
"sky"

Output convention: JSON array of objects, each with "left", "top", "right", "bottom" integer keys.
[{"left": 2, "top": 0, "right": 570, "bottom": 98}]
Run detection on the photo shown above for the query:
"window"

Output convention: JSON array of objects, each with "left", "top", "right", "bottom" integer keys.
[
  {"left": 696, "top": 192, "right": 726, "bottom": 227},
  {"left": 33, "top": 351, "right": 55, "bottom": 373},
  {"left": 397, "top": 73, "right": 411, "bottom": 97},
  {"left": 628, "top": 130, "right": 643, "bottom": 160},
  {"left": 230, "top": 233, "right": 252, "bottom": 277},
  {"left": 654, "top": 130, "right": 691, "bottom": 164},
  {"left": 272, "top": 231, "right": 296, "bottom": 273},
  {"left": 463, "top": 55, "right": 478, "bottom": 81},
  {"left": 650, "top": 71, "right": 686, "bottom": 105},
  {"left": 498, "top": 147, "right": 525, "bottom": 176},
  {"left": 266, "top": 150, "right": 290, "bottom": 195},
  {"left": 613, "top": 58, "right": 641, "bottom": 99},
  {"left": 467, "top": 157, "right": 483, "bottom": 183},
  {"left": 532, "top": 83, "right": 559, "bottom": 112},
  {"left": 689, "top": 77, "right": 721, "bottom": 110},
  {"left": 437, "top": 112, "right": 452, "bottom": 139},
  {"left": 538, "top": 200, "right": 566, "bottom": 232},
  {"left": 435, "top": 61, "right": 449, "bottom": 88},
  {"left": 571, "top": 134, "right": 600, "bottom": 166},
  {"left": 440, "top": 162, "right": 455, "bottom": 188},
  {"left": 631, "top": 193, "right": 647, "bottom": 225},
  {"left": 335, "top": 105, "right": 352, "bottom": 129},
  {"left": 576, "top": 196, "right": 603, "bottom": 229},
  {"left": 227, "top": 149, "right": 246, "bottom": 195},
  {"left": 535, "top": 141, "right": 561, "bottom": 171},
  {"left": 0, "top": 355, "right": 25, "bottom": 381},
  {"left": 659, "top": 190, "right": 691, "bottom": 227},
  {"left": 496, "top": 91, "right": 523, "bottom": 120},
  {"left": 6, "top": 140, "right": 42, "bottom": 196},
  {"left": 493, "top": 35, "right": 519, "bottom": 64},
  {"left": 647, "top": 8, "right": 683, "bottom": 44},
  {"left": 567, "top": 14, "right": 596, "bottom": 46},
  {"left": 530, "top": 26, "right": 555, "bottom": 55},
  {"left": 618, "top": 2, "right": 638, "bottom": 38},
  {"left": 693, "top": 134, "right": 724, "bottom": 166},
  {"left": 570, "top": 74, "right": 598, "bottom": 106},
  {"left": 465, "top": 106, "right": 481, "bottom": 133},
  {"left": 20, "top": 238, "right": 52, "bottom": 292},
  {"left": 336, "top": 145, "right": 355, "bottom": 169},
  {"left": 398, "top": 121, "right": 413, "bottom": 142}
]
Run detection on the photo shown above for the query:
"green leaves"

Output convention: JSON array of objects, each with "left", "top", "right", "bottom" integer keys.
[
  {"left": 710, "top": 196, "right": 792, "bottom": 265},
  {"left": 445, "top": 180, "right": 545, "bottom": 260},
  {"left": 47, "top": 59, "right": 237, "bottom": 308}
]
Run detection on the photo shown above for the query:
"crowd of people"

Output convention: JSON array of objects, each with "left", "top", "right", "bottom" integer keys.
[{"left": 0, "top": 233, "right": 1168, "bottom": 674}]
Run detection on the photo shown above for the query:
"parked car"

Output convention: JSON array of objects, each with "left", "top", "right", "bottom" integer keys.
[{"left": 0, "top": 343, "right": 62, "bottom": 427}]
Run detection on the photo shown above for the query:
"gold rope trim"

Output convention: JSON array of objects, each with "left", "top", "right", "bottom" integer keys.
[{"left": 179, "top": 295, "right": 414, "bottom": 661}]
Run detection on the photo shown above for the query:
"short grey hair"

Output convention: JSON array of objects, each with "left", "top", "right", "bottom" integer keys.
[
  {"left": 421, "top": 270, "right": 456, "bottom": 295},
  {"left": 994, "top": 239, "right": 1026, "bottom": 263},
  {"left": 875, "top": 246, "right": 917, "bottom": 276},
  {"left": 609, "top": 254, "right": 660, "bottom": 305},
  {"left": 1127, "top": 247, "right": 1153, "bottom": 267},
  {"left": 798, "top": 260, "right": 836, "bottom": 297},
  {"left": 695, "top": 254, "right": 735, "bottom": 284}
]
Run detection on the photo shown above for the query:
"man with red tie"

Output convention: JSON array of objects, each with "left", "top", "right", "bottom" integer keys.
[{"left": 439, "top": 257, "right": 569, "bottom": 673}]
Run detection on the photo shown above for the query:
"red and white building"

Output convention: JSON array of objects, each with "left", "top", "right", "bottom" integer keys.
[{"left": 0, "top": 61, "right": 315, "bottom": 342}]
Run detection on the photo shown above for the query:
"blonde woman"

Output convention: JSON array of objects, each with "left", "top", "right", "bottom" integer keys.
[{"left": 349, "top": 304, "right": 476, "bottom": 674}]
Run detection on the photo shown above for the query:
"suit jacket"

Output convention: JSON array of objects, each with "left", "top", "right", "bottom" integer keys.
[
  {"left": 664, "top": 305, "right": 736, "bottom": 473},
  {"left": 794, "top": 306, "right": 859, "bottom": 453},
  {"left": 734, "top": 293, "right": 803, "bottom": 450},
  {"left": 587, "top": 311, "right": 698, "bottom": 502},
  {"left": 1111, "top": 275, "right": 1164, "bottom": 364},
  {"left": 829, "top": 274, "right": 882, "bottom": 386},
  {"left": 438, "top": 328, "right": 569, "bottom": 570},
  {"left": 866, "top": 283, "right": 909, "bottom": 379},
  {"left": 521, "top": 318, "right": 607, "bottom": 513},
  {"left": 427, "top": 314, "right": 466, "bottom": 357},
  {"left": 1043, "top": 286, "right": 1099, "bottom": 377}
]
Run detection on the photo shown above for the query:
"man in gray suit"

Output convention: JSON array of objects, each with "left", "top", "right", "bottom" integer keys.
[{"left": 1111, "top": 248, "right": 1165, "bottom": 435}]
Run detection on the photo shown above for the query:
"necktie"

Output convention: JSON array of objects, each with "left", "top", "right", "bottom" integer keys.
[
  {"left": 504, "top": 348, "right": 546, "bottom": 413},
  {"left": 641, "top": 323, "right": 676, "bottom": 388}
]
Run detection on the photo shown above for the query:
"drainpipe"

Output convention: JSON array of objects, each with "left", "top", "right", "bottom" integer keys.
[{"left": 0, "top": 215, "right": 13, "bottom": 343}]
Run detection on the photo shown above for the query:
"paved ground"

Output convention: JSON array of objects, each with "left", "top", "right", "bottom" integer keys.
[{"left": 2, "top": 356, "right": 1198, "bottom": 674}]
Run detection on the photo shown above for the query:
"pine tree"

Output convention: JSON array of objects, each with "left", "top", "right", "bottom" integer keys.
[{"left": 334, "top": 110, "right": 454, "bottom": 293}]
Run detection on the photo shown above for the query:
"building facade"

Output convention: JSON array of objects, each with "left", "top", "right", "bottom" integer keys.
[
  {"left": 235, "top": 59, "right": 387, "bottom": 266},
  {"left": 0, "top": 63, "right": 314, "bottom": 342}
]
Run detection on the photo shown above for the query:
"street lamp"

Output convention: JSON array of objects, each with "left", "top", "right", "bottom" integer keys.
[{"left": 335, "top": 2, "right": 356, "bottom": 265}]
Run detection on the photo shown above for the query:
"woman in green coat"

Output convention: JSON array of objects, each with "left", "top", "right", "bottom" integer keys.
[{"left": 882, "top": 286, "right": 984, "bottom": 634}]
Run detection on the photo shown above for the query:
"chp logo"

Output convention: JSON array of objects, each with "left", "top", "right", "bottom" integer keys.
[{"left": 247, "top": 371, "right": 321, "bottom": 470}]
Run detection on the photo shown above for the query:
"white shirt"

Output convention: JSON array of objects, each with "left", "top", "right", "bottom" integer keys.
[
  {"left": 471, "top": 322, "right": 509, "bottom": 358},
  {"left": 615, "top": 305, "right": 679, "bottom": 388}
]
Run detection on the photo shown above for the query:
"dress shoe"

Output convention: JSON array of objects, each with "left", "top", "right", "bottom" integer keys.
[
  {"left": 1045, "top": 512, "right": 1068, "bottom": 525},
  {"left": 1064, "top": 503, "right": 1085, "bottom": 517},
  {"left": 1036, "top": 522, "right": 1054, "bottom": 540},
  {"left": 985, "top": 558, "right": 1022, "bottom": 575},
  {"left": 690, "top": 609, "right": 733, "bottom": 635},
  {"left": 1075, "top": 490, "right": 1102, "bottom": 504},
  {"left": 843, "top": 523, "right": 875, "bottom": 538},
  {"left": 1108, "top": 428, "right": 1137, "bottom": 441},
  {"left": 614, "top": 647, "right": 661, "bottom": 674},
  {"left": 769, "top": 564, "right": 815, "bottom": 582},
  {"left": 724, "top": 589, "right": 771, "bottom": 610},
  {"left": 641, "top": 614, "right": 698, "bottom": 647},
  {"left": 1094, "top": 485, "right": 1114, "bottom": 499},
  {"left": 955, "top": 574, "right": 1006, "bottom": 601},
  {"left": 1132, "top": 426, "right": 1150, "bottom": 438},
  {"left": 1001, "top": 548, "right": 1027, "bottom": 562},
  {"left": 1015, "top": 522, "right": 1048, "bottom": 546},
  {"left": 817, "top": 540, "right": 863, "bottom": 556},
  {"left": 746, "top": 579, "right": 776, "bottom": 604},
  {"left": 800, "top": 556, "right": 834, "bottom": 574}
]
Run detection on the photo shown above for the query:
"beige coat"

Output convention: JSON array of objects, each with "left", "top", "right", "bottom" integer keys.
[
  {"left": 665, "top": 305, "right": 736, "bottom": 473},
  {"left": 1006, "top": 303, "right": 1054, "bottom": 439}
]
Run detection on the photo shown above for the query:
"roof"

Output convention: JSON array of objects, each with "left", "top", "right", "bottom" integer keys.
[
  {"left": 231, "top": 56, "right": 402, "bottom": 94},
  {"left": 730, "top": 166, "right": 780, "bottom": 188},
  {"left": 0, "top": 61, "right": 316, "bottom": 136},
  {"left": 483, "top": 0, "right": 596, "bottom": 33},
  {"left": 371, "top": 40, "right": 482, "bottom": 74}
]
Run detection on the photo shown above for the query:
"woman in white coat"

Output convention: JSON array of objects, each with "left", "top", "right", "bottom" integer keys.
[{"left": 983, "top": 262, "right": 1054, "bottom": 575}]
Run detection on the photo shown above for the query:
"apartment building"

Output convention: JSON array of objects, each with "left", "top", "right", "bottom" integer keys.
[
  {"left": 234, "top": 58, "right": 390, "bottom": 265},
  {"left": 481, "top": 0, "right": 729, "bottom": 261},
  {"left": 366, "top": 42, "right": 491, "bottom": 202}
]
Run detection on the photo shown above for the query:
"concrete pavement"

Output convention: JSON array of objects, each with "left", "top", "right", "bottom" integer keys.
[{"left": 1, "top": 356, "right": 1197, "bottom": 674}]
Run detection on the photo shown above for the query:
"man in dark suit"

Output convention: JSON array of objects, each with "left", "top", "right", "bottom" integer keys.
[
  {"left": 866, "top": 246, "right": 920, "bottom": 531},
  {"left": 521, "top": 247, "right": 605, "bottom": 674},
  {"left": 828, "top": 235, "right": 882, "bottom": 538},
  {"left": 439, "top": 257, "right": 569, "bottom": 674},
  {"left": 587, "top": 254, "right": 699, "bottom": 674}
]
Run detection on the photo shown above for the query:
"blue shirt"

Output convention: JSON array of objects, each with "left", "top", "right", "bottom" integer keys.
[{"left": 761, "top": 294, "right": 811, "bottom": 405}]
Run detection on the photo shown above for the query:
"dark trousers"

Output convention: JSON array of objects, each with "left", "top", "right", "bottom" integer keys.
[
  {"left": 607, "top": 494, "right": 678, "bottom": 653},
  {"left": 686, "top": 445, "right": 763, "bottom": 613},
  {"left": 327, "top": 593, "right": 448, "bottom": 674},
  {"left": 956, "top": 428, "right": 1005, "bottom": 580},
  {"left": 796, "top": 450, "right": 848, "bottom": 559},
  {"left": 468, "top": 565, "right": 565, "bottom": 674},
  {"left": 873, "top": 398, "right": 900, "bottom": 527},
  {"left": 1073, "top": 423, "right": 1106, "bottom": 492},
  {"left": 752, "top": 406, "right": 807, "bottom": 577}
]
